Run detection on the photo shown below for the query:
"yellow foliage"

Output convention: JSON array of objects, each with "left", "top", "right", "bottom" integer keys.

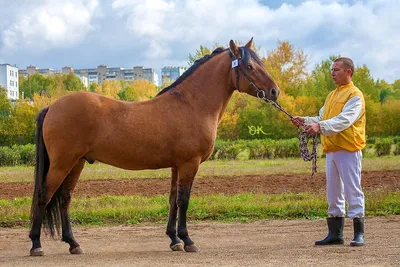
[{"left": 218, "top": 112, "right": 240, "bottom": 140}]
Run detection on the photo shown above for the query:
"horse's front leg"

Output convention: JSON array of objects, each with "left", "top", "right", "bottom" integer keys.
[
  {"left": 166, "top": 167, "right": 184, "bottom": 251},
  {"left": 177, "top": 160, "right": 200, "bottom": 252}
]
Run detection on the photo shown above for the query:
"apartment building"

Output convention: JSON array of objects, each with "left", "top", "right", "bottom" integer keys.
[
  {"left": 161, "top": 66, "right": 187, "bottom": 84},
  {"left": 16, "top": 64, "right": 179, "bottom": 87},
  {"left": 0, "top": 64, "right": 19, "bottom": 100}
]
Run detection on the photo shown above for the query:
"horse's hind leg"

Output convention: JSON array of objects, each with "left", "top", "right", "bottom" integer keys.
[
  {"left": 177, "top": 159, "right": 200, "bottom": 252},
  {"left": 60, "top": 159, "right": 86, "bottom": 254},
  {"left": 166, "top": 167, "right": 184, "bottom": 251},
  {"left": 30, "top": 164, "right": 74, "bottom": 256}
]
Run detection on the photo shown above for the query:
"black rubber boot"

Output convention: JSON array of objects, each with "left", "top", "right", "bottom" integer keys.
[
  {"left": 350, "top": 217, "right": 365, "bottom": 246},
  {"left": 315, "top": 217, "right": 344, "bottom": 245}
]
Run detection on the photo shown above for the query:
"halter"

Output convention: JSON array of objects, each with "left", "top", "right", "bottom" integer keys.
[{"left": 229, "top": 47, "right": 267, "bottom": 100}]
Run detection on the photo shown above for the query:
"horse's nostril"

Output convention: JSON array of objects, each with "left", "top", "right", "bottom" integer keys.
[{"left": 271, "top": 88, "right": 276, "bottom": 97}]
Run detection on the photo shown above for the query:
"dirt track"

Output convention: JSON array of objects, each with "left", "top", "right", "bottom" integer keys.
[
  {"left": 0, "top": 170, "right": 399, "bottom": 199},
  {"left": 1, "top": 217, "right": 399, "bottom": 266},
  {"left": 1, "top": 170, "right": 399, "bottom": 266}
]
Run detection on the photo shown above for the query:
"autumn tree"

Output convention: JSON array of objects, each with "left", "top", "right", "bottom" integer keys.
[
  {"left": 118, "top": 80, "right": 158, "bottom": 101},
  {"left": 263, "top": 41, "right": 309, "bottom": 98},
  {"left": 352, "top": 65, "right": 378, "bottom": 102},
  {"left": 0, "top": 87, "right": 12, "bottom": 145}
]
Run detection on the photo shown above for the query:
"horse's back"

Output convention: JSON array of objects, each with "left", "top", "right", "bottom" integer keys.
[{"left": 42, "top": 91, "right": 216, "bottom": 170}]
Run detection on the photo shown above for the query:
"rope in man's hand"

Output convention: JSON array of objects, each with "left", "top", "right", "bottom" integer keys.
[{"left": 263, "top": 100, "right": 318, "bottom": 177}]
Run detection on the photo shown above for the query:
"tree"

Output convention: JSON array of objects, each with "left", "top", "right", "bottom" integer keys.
[
  {"left": 19, "top": 73, "right": 56, "bottom": 99},
  {"left": 263, "top": 41, "right": 310, "bottom": 98},
  {"left": 0, "top": 87, "right": 12, "bottom": 145},
  {"left": 63, "top": 73, "right": 85, "bottom": 92},
  {"left": 310, "top": 56, "right": 336, "bottom": 100},
  {"left": 188, "top": 45, "right": 212, "bottom": 66},
  {"left": 118, "top": 80, "right": 158, "bottom": 101},
  {"left": 352, "top": 65, "right": 378, "bottom": 102}
]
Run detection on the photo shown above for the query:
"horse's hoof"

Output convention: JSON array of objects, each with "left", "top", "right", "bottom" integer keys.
[
  {"left": 170, "top": 243, "right": 184, "bottom": 251},
  {"left": 30, "top": 247, "right": 44, "bottom": 256},
  {"left": 69, "top": 246, "right": 84, "bottom": 254},
  {"left": 184, "top": 244, "right": 200, "bottom": 252}
]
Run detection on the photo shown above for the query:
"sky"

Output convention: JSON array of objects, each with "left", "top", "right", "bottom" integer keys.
[{"left": 0, "top": 0, "right": 399, "bottom": 84}]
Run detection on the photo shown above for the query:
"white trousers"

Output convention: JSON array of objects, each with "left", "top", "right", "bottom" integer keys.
[{"left": 325, "top": 150, "right": 364, "bottom": 218}]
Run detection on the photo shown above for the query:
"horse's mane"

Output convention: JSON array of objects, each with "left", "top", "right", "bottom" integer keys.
[
  {"left": 157, "top": 47, "right": 227, "bottom": 96},
  {"left": 156, "top": 46, "right": 264, "bottom": 97}
]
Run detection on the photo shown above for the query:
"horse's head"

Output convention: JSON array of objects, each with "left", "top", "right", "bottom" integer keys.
[{"left": 229, "top": 38, "right": 280, "bottom": 102}]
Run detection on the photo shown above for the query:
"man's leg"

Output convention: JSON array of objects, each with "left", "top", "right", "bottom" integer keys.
[
  {"left": 336, "top": 150, "right": 365, "bottom": 246},
  {"left": 315, "top": 152, "right": 345, "bottom": 245}
]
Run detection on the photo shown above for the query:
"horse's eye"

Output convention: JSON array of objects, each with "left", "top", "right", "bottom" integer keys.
[{"left": 247, "top": 64, "right": 253, "bottom": 70}]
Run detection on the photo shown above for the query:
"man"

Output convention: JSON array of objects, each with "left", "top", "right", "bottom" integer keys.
[{"left": 291, "top": 57, "right": 366, "bottom": 246}]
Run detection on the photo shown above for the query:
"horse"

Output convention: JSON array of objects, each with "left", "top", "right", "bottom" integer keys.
[{"left": 29, "top": 38, "right": 280, "bottom": 256}]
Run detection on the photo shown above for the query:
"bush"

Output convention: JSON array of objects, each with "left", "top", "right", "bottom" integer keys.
[
  {"left": 0, "top": 146, "right": 21, "bottom": 166},
  {"left": 12, "top": 144, "right": 36, "bottom": 165},
  {"left": 394, "top": 142, "right": 400, "bottom": 156},
  {"left": 247, "top": 139, "right": 275, "bottom": 159},
  {"left": 375, "top": 138, "right": 393, "bottom": 157},
  {"left": 0, "top": 144, "right": 35, "bottom": 166},
  {"left": 274, "top": 138, "right": 299, "bottom": 158}
]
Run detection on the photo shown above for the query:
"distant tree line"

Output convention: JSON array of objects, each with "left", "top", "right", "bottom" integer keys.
[{"left": 0, "top": 40, "right": 399, "bottom": 147}]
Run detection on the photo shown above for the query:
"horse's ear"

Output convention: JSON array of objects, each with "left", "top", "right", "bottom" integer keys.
[
  {"left": 245, "top": 37, "right": 254, "bottom": 50},
  {"left": 229, "top": 40, "right": 240, "bottom": 58}
]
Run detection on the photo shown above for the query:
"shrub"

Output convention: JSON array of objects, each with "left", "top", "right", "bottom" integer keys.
[
  {"left": 12, "top": 144, "right": 35, "bottom": 165},
  {"left": 394, "top": 142, "right": 400, "bottom": 156},
  {"left": 375, "top": 138, "right": 392, "bottom": 157},
  {"left": 274, "top": 138, "right": 299, "bottom": 158},
  {"left": 0, "top": 146, "right": 21, "bottom": 166},
  {"left": 248, "top": 139, "right": 275, "bottom": 159}
]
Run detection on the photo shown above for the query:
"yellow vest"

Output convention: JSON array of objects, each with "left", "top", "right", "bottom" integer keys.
[{"left": 321, "top": 81, "right": 366, "bottom": 153}]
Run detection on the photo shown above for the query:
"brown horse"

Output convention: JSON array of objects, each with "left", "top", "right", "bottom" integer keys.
[{"left": 29, "top": 38, "right": 280, "bottom": 256}]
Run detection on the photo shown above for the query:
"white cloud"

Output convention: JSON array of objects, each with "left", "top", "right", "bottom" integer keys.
[
  {"left": 1, "top": 0, "right": 99, "bottom": 51},
  {"left": 0, "top": 0, "right": 399, "bottom": 82}
]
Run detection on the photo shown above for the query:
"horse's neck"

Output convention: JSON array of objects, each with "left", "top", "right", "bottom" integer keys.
[{"left": 173, "top": 54, "right": 235, "bottom": 122}]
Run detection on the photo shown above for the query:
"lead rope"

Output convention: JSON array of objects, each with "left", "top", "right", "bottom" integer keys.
[
  {"left": 229, "top": 49, "right": 318, "bottom": 177},
  {"left": 261, "top": 97, "right": 318, "bottom": 178}
]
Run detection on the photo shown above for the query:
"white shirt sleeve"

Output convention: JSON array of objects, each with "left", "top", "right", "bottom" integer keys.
[
  {"left": 304, "top": 107, "right": 324, "bottom": 124},
  {"left": 317, "top": 96, "right": 363, "bottom": 136}
]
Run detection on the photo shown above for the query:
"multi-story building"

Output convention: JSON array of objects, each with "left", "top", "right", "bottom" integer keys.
[
  {"left": 144, "top": 68, "right": 159, "bottom": 86},
  {"left": 17, "top": 65, "right": 161, "bottom": 87},
  {"left": 0, "top": 63, "right": 19, "bottom": 100},
  {"left": 161, "top": 66, "right": 187, "bottom": 84}
]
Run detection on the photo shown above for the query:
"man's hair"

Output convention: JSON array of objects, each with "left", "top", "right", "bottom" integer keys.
[{"left": 334, "top": 57, "right": 354, "bottom": 76}]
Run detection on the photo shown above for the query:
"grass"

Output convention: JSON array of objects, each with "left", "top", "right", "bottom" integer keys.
[
  {"left": 1, "top": 191, "right": 399, "bottom": 227},
  {"left": 1, "top": 156, "right": 398, "bottom": 227},
  {"left": 0, "top": 155, "right": 399, "bottom": 183}
]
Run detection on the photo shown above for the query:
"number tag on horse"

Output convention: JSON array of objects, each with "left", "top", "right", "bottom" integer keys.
[{"left": 231, "top": 59, "right": 238, "bottom": 68}]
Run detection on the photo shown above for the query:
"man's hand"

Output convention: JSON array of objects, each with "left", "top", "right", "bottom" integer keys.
[
  {"left": 291, "top": 116, "right": 305, "bottom": 127},
  {"left": 305, "top": 122, "right": 321, "bottom": 135}
]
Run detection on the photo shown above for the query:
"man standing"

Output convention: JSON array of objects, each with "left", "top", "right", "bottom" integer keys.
[{"left": 291, "top": 57, "right": 366, "bottom": 246}]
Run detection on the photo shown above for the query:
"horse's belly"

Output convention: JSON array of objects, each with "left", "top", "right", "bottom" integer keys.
[{"left": 87, "top": 147, "right": 173, "bottom": 171}]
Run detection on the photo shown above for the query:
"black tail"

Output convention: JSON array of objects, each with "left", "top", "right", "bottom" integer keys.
[{"left": 30, "top": 107, "right": 62, "bottom": 238}]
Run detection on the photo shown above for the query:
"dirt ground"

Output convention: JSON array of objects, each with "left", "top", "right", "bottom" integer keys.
[
  {"left": 0, "top": 170, "right": 399, "bottom": 266},
  {"left": 0, "top": 170, "right": 399, "bottom": 199},
  {"left": 0, "top": 217, "right": 399, "bottom": 267}
]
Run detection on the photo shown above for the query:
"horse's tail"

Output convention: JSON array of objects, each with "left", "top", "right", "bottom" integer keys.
[{"left": 30, "top": 107, "right": 61, "bottom": 238}]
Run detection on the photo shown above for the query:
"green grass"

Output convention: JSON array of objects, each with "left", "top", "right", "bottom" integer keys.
[
  {"left": 1, "top": 156, "right": 399, "bottom": 183},
  {"left": 1, "top": 191, "right": 399, "bottom": 227}
]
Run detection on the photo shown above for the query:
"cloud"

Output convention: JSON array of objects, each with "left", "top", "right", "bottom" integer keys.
[
  {"left": 1, "top": 0, "right": 99, "bottom": 51},
  {"left": 0, "top": 0, "right": 399, "bottom": 82}
]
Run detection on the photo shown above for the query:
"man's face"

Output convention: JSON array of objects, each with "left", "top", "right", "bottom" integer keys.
[{"left": 331, "top": 61, "right": 350, "bottom": 86}]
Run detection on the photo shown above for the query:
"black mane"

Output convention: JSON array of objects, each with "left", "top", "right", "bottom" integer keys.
[
  {"left": 157, "top": 47, "right": 227, "bottom": 96},
  {"left": 156, "top": 46, "right": 264, "bottom": 97}
]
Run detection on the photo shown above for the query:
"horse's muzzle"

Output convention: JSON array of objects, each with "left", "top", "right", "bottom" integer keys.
[{"left": 270, "top": 87, "right": 279, "bottom": 101}]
